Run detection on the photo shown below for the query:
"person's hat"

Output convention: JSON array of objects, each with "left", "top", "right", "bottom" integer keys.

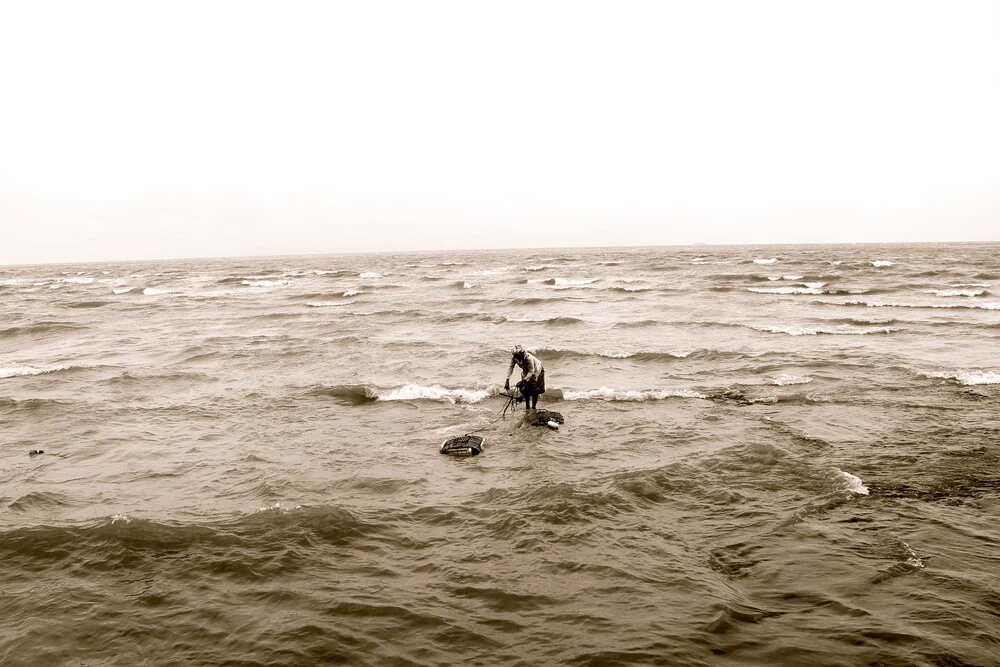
[{"left": 511, "top": 345, "right": 525, "bottom": 356}]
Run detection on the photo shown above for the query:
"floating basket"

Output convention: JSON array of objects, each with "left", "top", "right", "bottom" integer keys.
[{"left": 440, "top": 434, "right": 485, "bottom": 457}]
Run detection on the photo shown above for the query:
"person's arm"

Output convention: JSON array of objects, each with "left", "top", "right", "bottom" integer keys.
[{"left": 505, "top": 357, "right": 516, "bottom": 389}]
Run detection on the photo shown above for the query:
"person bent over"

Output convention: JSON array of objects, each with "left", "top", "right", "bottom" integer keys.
[{"left": 505, "top": 345, "right": 545, "bottom": 410}]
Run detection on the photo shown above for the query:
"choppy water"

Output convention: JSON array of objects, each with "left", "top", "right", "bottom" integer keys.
[{"left": 2, "top": 243, "right": 999, "bottom": 666}]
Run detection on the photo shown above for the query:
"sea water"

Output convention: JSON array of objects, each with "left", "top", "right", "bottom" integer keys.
[{"left": 1, "top": 243, "right": 999, "bottom": 665}]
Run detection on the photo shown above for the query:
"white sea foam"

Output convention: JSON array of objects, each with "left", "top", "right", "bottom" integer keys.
[
  {"left": 462, "top": 281, "right": 475, "bottom": 289},
  {"left": 359, "top": 272, "right": 383, "bottom": 279},
  {"left": 525, "top": 265, "right": 556, "bottom": 271},
  {"left": 143, "top": 288, "right": 175, "bottom": 295},
  {"left": 747, "top": 323, "right": 898, "bottom": 336},
  {"left": 378, "top": 384, "right": 490, "bottom": 403},
  {"left": 563, "top": 387, "right": 706, "bottom": 401},
  {"left": 60, "top": 277, "right": 94, "bottom": 284},
  {"left": 306, "top": 300, "right": 355, "bottom": 308},
  {"left": 951, "top": 283, "right": 990, "bottom": 288},
  {"left": 748, "top": 283, "right": 825, "bottom": 295},
  {"left": 847, "top": 300, "right": 1000, "bottom": 310},
  {"left": 473, "top": 267, "right": 511, "bottom": 276},
  {"left": 0, "top": 364, "right": 72, "bottom": 379},
  {"left": 113, "top": 287, "right": 134, "bottom": 295},
  {"left": 927, "top": 370, "right": 1000, "bottom": 385},
  {"left": 925, "top": 289, "right": 984, "bottom": 297},
  {"left": 343, "top": 289, "right": 362, "bottom": 297},
  {"left": 837, "top": 470, "right": 869, "bottom": 495},
  {"left": 753, "top": 258, "right": 778, "bottom": 265},
  {"left": 242, "top": 279, "right": 293, "bottom": 288},
  {"left": 871, "top": 260, "right": 894, "bottom": 267},
  {"left": 553, "top": 278, "right": 599, "bottom": 286},
  {"left": 770, "top": 374, "right": 812, "bottom": 386},
  {"left": 110, "top": 513, "right": 131, "bottom": 524},
  {"left": 440, "top": 261, "right": 465, "bottom": 266}
]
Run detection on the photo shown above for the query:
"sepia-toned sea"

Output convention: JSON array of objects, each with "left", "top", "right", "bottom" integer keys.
[{"left": 2, "top": 242, "right": 999, "bottom": 666}]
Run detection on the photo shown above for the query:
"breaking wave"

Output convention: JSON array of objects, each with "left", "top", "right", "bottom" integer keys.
[
  {"left": 744, "top": 323, "right": 899, "bottom": 336},
  {"left": 925, "top": 370, "right": 1000, "bottom": 386},
  {"left": 0, "top": 364, "right": 74, "bottom": 379},
  {"left": 308, "top": 383, "right": 493, "bottom": 404},
  {"left": 563, "top": 387, "right": 706, "bottom": 401}
]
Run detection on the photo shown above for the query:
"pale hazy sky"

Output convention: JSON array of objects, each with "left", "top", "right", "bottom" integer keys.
[{"left": 1, "top": 0, "right": 997, "bottom": 264}]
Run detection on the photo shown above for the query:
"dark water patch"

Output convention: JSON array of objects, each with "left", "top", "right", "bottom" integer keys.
[
  {"left": 0, "top": 322, "right": 86, "bottom": 339},
  {"left": 0, "top": 397, "right": 75, "bottom": 415},
  {"left": 99, "top": 370, "right": 214, "bottom": 386},
  {"left": 544, "top": 316, "right": 585, "bottom": 326},
  {"left": 871, "top": 478, "right": 1000, "bottom": 503},
  {"left": 306, "top": 384, "right": 378, "bottom": 404},
  {"left": 481, "top": 482, "right": 632, "bottom": 525},
  {"left": 66, "top": 300, "right": 111, "bottom": 309},
  {"left": 434, "top": 312, "right": 506, "bottom": 324},
  {"left": 8, "top": 491, "right": 75, "bottom": 512},
  {"left": 0, "top": 505, "right": 377, "bottom": 571},
  {"left": 613, "top": 319, "right": 664, "bottom": 328},
  {"left": 506, "top": 296, "right": 570, "bottom": 306}
]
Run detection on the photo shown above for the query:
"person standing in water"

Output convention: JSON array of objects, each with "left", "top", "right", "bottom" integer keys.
[{"left": 505, "top": 345, "right": 545, "bottom": 410}]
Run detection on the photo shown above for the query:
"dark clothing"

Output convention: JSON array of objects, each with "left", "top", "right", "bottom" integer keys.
[{"left": 518, "top": 367, "right": 545, "bottom": 395}]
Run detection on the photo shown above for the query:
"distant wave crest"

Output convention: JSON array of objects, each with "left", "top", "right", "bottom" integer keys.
[{"left": 563, "top": 387, "right": 706, "bottom": 401}]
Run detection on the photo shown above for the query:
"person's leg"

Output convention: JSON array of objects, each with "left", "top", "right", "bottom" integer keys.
[{"left": 530, "top": 394, "right": 538, "bottom": 409}]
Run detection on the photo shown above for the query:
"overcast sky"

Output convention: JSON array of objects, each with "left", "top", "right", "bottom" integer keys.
[{"left": 1, "top": 0, "right": 997, "bottom": 264}]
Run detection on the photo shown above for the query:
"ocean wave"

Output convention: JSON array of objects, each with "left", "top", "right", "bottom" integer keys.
[
  {"left": 67, "top": 300, "right": 111, "bottom": 308},
  {"left": 744, "top": 323, "right": 899, "bottom": 336},
  {"left": 753, "top": 258, "right": 778, "bottom": 265},
  {"left": 608, "top": 285, "right": 651, "bottom": 293},
  {"left": 613, "top": 319, "right": 664, "bottom": 328},
  {"left": 0, "top": 364, "right": 74, "bottom": 379},
  {"left": 530, "top": 347, "right": 692, "bottom": 362},
  {"left": 542, "top": 278, "right": 599, "bottom": 286},
  {"left": 359, "top": 272, "right": 384, "bottom": 279},
  {"left": 59, "top": 277, "right": 95, "bottom": 284},
  {"left": 845, "top": 300, "right": 1000, "bottom": 310},
  {"left": 343, "top": 289, "right": 362, "bottom": 297},
  {"left": 112, "top": 287, "right": 134, "bottom": 294},
  {"left": 309, "top": 383, "right": 494, "bottom": 404},
  {"left": 871, "top": 260, "right": 894, "bottom": 267},
  {"left": 305, "top": 300, "right": 355, "bottom": 308},
  {"left": 450, "top": 281, "right": 475, "bottom": 289},
  {"left": 747, "top": 283, "right": 825, "bottom": 295},
  {"left": 142, "top": 288, "right": 175, "bottom": 295},
  {"left": 770, "top": 374, "right": 812, "bottom": 386},
  {"left": 524, "top": 265, "right": 556, "bottom": 271},
  {"left": 563, "top": 387, "right": 706, "bottom": 401},
  {"left": 926, "top": 370, "right": 1000, "bottom": 386},
  {"left": 924, "top": 289, "right": 984, "bottom": 297},
  {"left": 765, "top": 275, "right": 804, "bottom": 281},
  {"left": 242, "top": 279, "right": 293, "bottom": 288},
  {"left": 951, "top": 282, "right": 991, "bottom": 288},
  {"left": 0, "top": 322, "right": 84, "bottom": 339}
]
